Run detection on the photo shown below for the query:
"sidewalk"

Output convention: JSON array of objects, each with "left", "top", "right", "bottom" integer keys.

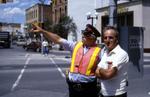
[
  {"left": 144, "top": 53, "right": 150, "bottom": 57},
  {"left": 127, "top": 53, "right": 150, "bottom": 97},
  {"left": 144, "top": 53, "right": 150, "bottom": 65}
]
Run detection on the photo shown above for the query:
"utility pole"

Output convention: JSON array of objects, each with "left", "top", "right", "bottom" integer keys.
[
  {"left": 39, "top": 0, "right": 45, "bottom": 54},
  {"left": 109, "top": 0, "right": 117, "bottom": 27},
  {"left": 86, "top": 12, "right": 98, "bottom": 26}
]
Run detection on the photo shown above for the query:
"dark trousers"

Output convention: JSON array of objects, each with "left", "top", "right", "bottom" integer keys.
[
  {"left": 43, "top": 46, "right": 48, "bottom": 54},
  {"left": 100, "top": 92, "right": 127, "bottom": 97},
  {"left": 67, "top": 80, "right": 99, "bottom": 97}
]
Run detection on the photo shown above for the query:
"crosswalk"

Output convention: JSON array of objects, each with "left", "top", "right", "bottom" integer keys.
[{"left": 144, "top": 53, "right": 150, "bottom": 65}]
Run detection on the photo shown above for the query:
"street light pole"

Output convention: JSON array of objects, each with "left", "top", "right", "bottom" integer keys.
[
  {"left": 86, "top": 12, "right": 98, "bottom": 26},
  {"left": 40, "top": 3, "right": 44, "bottom": 54},
  {"left": 109, "top": 0, "right": 117, "bottom": 27},
  {"left": 89, "top": 17, "right": 94, "bottom": 26}
]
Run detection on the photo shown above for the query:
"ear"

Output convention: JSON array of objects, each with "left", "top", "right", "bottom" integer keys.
[{"left": 116, "top": 40, "right": 119, "bottom": 44}]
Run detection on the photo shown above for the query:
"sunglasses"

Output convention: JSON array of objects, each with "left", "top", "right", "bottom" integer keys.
[
  {"left": 104, "top": 36, "right": 114, "bottom": 40},
  {"left": 82, "top": 31, "right": 96, "bottom": 38}
]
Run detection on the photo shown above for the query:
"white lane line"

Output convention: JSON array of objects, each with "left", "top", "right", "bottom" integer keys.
[
  {"left": 58, "top": 58, "right": 71, "bottom": 63},
  {"left": 49, "top": 58, "right": 66, "bottom": 78},
  {"left": 11, "top": 57, "right": 30, "bottom": 91},
  {"left": 148, "top": 92, "right": 150, "bottom": 95},
  {"left": 25, "top": 53, "right": 29, "bottom": 58}
]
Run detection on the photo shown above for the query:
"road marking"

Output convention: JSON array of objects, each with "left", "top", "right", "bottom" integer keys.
[
  {"left": 59, "top": 58, "right": 71, "bottom": 62},
  {"left": 148, "top": 92, "right": 150, "bottom": 95},
  {"left": 11, "top": 57, "right": 30, "bottom": 91},
  {"left": 144, "top": 65, "right": 150, "bottom": 68},
  {"left": 49, "top": 58, "right": 66, "bottom": 78},
  {"left": 25, "top": 53, "right": 29, "bottom": 58}
]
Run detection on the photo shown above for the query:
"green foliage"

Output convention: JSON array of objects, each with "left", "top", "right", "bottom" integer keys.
[
  {"left": 43, "top": 19, "right": 53, "bottom": 31},
  {"left": 53, "top": 16, "right": 77, "bottom": 39},
  {"left": 25, "top": 16, "right": 77, "bottom": 41}
]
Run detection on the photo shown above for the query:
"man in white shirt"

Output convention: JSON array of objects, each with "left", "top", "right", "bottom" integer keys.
[
  {"left": 96, "top": 26, "right": 129, "bottom": 97},
  {"left": 42, "top": 40, "right": 49, "bottom": 55}
]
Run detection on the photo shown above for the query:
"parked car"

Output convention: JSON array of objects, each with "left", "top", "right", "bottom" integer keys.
[
  {"left": 23, "top": 41, "right": 41, "bottom": 52},
  {"left": 16, "top": 39, "right": 26, "bottom": 46}
]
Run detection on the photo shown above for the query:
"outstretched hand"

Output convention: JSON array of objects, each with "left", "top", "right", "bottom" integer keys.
[{"left": 30, "top": 23, "right": 43, "bottom": 33}]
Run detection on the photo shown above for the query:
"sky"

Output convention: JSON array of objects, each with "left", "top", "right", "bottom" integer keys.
[
  {"left": 68, "top": 0, "right": 98, "bottom": 40},
  {"left": 0, "top": 0, "right": 98, "bottom": 40},
  {"left": 0, "top": 0, "right": 51, "bottom": 24}
]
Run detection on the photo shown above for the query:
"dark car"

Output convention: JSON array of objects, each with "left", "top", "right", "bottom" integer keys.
[{"left": 23, "top": 41, "right": 41, "bottom": 52}]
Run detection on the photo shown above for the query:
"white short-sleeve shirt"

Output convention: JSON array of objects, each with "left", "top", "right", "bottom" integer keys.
[{"left": 98, "top": 45, "right": 129, "bottom": 96}]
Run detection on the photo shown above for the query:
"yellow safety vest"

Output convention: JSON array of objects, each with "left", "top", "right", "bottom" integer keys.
[{"left": 70, "top": 42, "right": 101, "bottom": 76}]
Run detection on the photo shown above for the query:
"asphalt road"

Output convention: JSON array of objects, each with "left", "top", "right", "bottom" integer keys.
[
  {"left": 0, "top": 45, "right": 150, "bottom": 97},
  {"left": 0, "top": 45, "right": 70, "bottom": 97}
]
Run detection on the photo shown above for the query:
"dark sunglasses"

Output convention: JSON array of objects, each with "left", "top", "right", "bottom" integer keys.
[
  {"left": 82, "top": 31, "right": 95, "bottom": 38},
  {"left": 104, "top": 36, "right": 114, "bottom": 40}
]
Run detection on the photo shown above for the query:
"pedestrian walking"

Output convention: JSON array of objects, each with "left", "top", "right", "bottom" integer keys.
[
  {"left": 95, "top": 26, "right": 129, "bottom": 97},
  {"left": 30, "top": 23, "right": 101, "bottom": 97},
  {"left": 42, "top": 39, "right": 49, "bottom": 56}
]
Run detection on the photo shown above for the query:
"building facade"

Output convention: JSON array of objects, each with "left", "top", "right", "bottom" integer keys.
[
  {"left": 0, "top": 22, "right": 21, "bottom": 34},
  {"left": 26, "top": 3, "right": 52, "bottom": 26},
  {"left": 51, "top": 0, "right": 68, "bottom": 24},
  {"left": 96, "top": 0, "right": 150, "bottom": 52},
  {"left": 25, "top": 0, "right": 68, "bottom": 27}
]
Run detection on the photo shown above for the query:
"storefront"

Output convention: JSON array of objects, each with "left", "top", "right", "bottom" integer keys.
[{"left": 96, "top": 0, "right": 150, "bottom": 52}]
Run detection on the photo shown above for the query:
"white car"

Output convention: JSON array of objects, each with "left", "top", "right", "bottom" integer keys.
[
  {"left": 52, "top": 44, "right": 60, "bottom": 50},
  {"left": 16, "top": 39, "right": 26, "bottom": 46}
]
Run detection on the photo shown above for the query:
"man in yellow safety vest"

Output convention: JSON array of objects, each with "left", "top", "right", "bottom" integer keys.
[{"left": 31, "top": 23, "right": 101, "bottom": 97}]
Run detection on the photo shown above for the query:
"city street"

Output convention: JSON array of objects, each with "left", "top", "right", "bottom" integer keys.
[
  {"left": 1, "top": 0, "right": 150, "bottom": 97},
  {"left": 0, "top": 45, "right": 150, "bottom": 97},
  {"left": 0, "top": 45, "right": 71, "bottom": 97}
]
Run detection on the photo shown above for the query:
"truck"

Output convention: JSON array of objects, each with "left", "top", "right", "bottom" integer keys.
[{"left": 0, "top": 31, "right": 11, "bottom": 48}]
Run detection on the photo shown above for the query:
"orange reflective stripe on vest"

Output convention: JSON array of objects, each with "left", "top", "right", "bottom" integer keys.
[{"left": 70, "top": 42, "right": 100, "bottom": 76}]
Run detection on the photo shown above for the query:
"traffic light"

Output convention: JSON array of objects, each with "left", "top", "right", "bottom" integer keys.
[
  {"left": 0, "top": 0, "right": 13, "bottom": 3},
  {"left": 0, "top": 0, "right": 6, "bottom": 3}
]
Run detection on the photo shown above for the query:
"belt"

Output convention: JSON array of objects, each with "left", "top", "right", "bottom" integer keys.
[{"left": 67, "top": 79, "right": 97, "bottom": 91}]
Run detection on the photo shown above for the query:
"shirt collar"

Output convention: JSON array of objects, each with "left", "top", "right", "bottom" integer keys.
[
  {"left": 83, "top": 43, "right": 97, "bottom": 49},
  {"left": 108, "top": 45, "right": 120, "bottom": 55}
]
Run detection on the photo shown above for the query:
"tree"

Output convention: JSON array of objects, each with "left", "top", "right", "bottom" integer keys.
[
  {"left": 52, "top": 16, "right": 77, "bottom": 50},
  {"left": 43, "top": 19, "right": 53, "bottom": 31},
  {"left": 53, "top": 16, "right": 77, "bottom": 39}
]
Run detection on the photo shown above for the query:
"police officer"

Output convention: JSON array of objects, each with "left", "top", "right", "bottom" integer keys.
[{"left": 31, "top": 24, "right": 101, "bottom": 97}]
